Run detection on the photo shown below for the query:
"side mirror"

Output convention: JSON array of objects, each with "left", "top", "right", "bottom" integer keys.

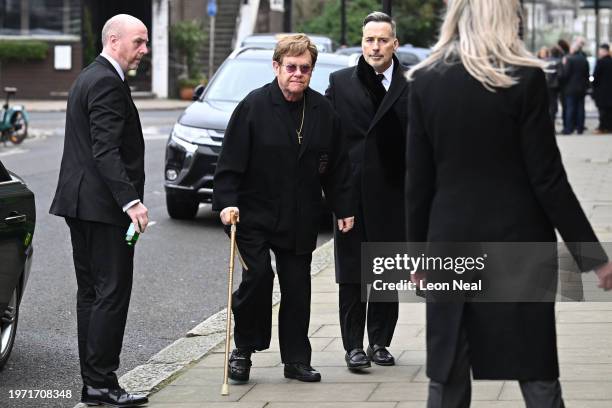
[{"left": 192, "top": 84, "right": 205, "bottom": 101}]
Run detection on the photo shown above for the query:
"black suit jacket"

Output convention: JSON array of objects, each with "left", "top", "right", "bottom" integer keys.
[
  {"left": 50, "top": 56, "right": 145, "bottom": 227},
  {"left": 561, "top": 53, "right": 590, "bottom": 96},
  {"left": 593, "top": 55, "right": 612, "bottom": 108},
  {"left": 212, "top": 79, "right": 352, "bottom": 254},
  {"left": 326, "top": 56, "right": 409, "bottom": 283},
  {"left": 408, "top": 63, "right": 608, "bottom": 382}
]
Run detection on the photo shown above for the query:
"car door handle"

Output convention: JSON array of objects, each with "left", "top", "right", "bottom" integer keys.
[{"left": 4, "top": 213, "right": 26, "bottom": 224}]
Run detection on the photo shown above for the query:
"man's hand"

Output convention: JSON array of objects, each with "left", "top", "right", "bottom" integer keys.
[
  {"left": 595, "top": 262, "right": 612, "bottom": 291},
  {"left": 337, "top": 216, "right": 354, "bottom": 233},
  {"left": 126, "top": 202, "right": 149, "bottom": 233},
  {"left": 220, "top": 207, "right": 240, "bottom": 225},
  {"left": 411, "top": 270, "right": 426, "bottom": 286}
]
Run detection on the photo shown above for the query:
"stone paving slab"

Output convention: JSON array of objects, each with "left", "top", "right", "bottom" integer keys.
[
  {"left": 369, "top": 381, "right": 504, "bottom": 402},
  {"left": 240, "top": 383, "right": 378, "bottom": 402}
]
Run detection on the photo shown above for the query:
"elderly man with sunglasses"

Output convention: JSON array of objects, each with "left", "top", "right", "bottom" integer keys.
[{"left": 213, "top": 34, "right": 354, "bottom": 383}]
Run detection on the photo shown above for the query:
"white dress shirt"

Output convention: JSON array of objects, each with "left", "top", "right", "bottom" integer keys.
[{"left": 375, "top": 59, "right": 394, "bottom": 91}]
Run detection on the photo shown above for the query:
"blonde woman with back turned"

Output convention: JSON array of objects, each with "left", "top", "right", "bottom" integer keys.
[{"left": 406, "top": 1, "right": 612, "bottom": 407}]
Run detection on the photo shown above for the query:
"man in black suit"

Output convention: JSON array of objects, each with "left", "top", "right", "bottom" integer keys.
[
  {"left": 213, "top": 34, "right": 354, "bottom": 383},
  {"left": 50, "top": 14, "right": 149, "bottom": 407},
  {"left": 561, "top": 39, "right": 590, "bottom": 135},
  {"left": 593, "top": 43, "right": 612, "bottom": 133},
  {"left": 326, "top": 12, "right": 409, "bottom": 371}
]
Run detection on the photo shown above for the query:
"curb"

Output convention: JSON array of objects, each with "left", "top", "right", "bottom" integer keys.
[{"left": 74, "top": 238, "right": 335, "bottom": 407}]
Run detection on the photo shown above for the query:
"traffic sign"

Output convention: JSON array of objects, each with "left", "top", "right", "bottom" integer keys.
[{"left": 208, "top": 0, "right": 217, "bottom": 17}]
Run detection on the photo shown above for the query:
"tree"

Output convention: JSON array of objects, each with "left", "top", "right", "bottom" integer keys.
[{"left": 296, "top": 0, "right": 444, "bottom": 47}]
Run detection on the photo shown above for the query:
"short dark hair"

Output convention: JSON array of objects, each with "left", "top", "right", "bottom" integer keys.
[
  {"left": 363, "top": 11, "right": 396, "bottom": 38},
  {"left": 600, "top": 43, "right": 610, "bottom": 51}
]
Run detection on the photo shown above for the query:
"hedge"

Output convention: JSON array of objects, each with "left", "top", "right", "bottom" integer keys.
[{"left": 0, "top": 40, "right": 49, "bottom": 62}]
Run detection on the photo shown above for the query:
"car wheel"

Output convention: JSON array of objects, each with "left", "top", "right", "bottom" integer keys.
[
  {"left": 166, "top": 193, "right": 199, "bottom": 219},
  {"left": 0, "top": 284, "right": 19, "bottom": 370}
]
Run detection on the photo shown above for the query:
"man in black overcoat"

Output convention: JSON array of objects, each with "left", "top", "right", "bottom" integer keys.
[
  {"left": 593, "top": 43, "right": 612, "bottom": 133},
  {"left": 561, "top": 40, "right": 590, "bottom": 134},
  {"left": 213, "top": 34, "right": 354, "bottom": 383},
  {"left": 50, "top": 14, "right": 149, "bottom": 407},
  {"left": 326, "top": 12, "right": 409, "bottom": 371}
]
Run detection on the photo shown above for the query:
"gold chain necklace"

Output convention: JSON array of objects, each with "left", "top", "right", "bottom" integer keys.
[{"left": 296, "top": 93, "right": 306, "bottom": 144}]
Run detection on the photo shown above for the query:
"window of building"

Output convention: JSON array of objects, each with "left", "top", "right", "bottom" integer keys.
[{"left": 0, "top": 0, "right": 80, "bottom": 37}]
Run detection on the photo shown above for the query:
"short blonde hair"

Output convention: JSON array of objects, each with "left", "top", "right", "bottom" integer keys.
[{"left": 273, "top": 34, "right": 318, "bottom": 67}]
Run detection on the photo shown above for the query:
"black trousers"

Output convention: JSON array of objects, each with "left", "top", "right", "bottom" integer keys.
[
  {"left": 232, "top": 229, "right": 313, "bottom": 364},
  {"left": 339, "top": 283, "right": 398, "bottom": 351},
  {"left": 598, "top": 107, "right": 612, "bottom": 131},
  {"left": 427, "top": 326, "right": 565, "bottom": 408},
  {"left": 66, "top": 218, "right": 134, "bottom": 388}
]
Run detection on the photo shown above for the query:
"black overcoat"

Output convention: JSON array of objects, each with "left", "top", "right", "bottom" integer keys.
[
  {"left": 212, "top": 79, "right": 352, "bottom": 254},
  {"left": 561, "top": 53, "right": 590, "bottom": 96},
  {"left": 407, "top": 63, "right": 608, "bottom": 382},
  {"left": 593, "top": 55, "right": 612, "bottom": 108},
  {"left": 326, "top": 56, "right": 409, "bottom": 283},
  {"left": 50, "top": 56, "right": 144, "bottom": 227}
]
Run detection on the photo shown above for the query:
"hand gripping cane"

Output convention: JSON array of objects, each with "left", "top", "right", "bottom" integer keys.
[{"left": 221, "top": 211, "right": 239, "bottom": 396}]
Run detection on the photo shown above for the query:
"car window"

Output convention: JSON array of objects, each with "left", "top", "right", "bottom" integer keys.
[
  {"left": 397, "top": 51, "right": 420, "bottom": 67},
  {"left": 204, "top": 59, "right": 344, "bottom": 102},
  {"left": 0, "top": 160, "right": 12, "bottom": 182}
]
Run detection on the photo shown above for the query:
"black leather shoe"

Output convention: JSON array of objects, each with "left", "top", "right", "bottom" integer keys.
[
  {"left": 345, "top": 348, "right": 371, "bottom": 370},
  {"left": 81, "top": 385, "right": 148, "bottom": 407},
  {"left": 228, "top": 348, "right": 252, "bottom": 382},
  {"left": 283, "top": 363, "right": 321, "bottom": 382},
  {"left": 367, "top": 344, "right": 395, "bottom": 366}
]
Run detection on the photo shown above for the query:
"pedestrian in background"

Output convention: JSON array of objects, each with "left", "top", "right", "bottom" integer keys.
[
  {"left": 325, "top": 11, "right": 408, "bottom": 373},
  {"left": 593, "top": 43, "right": 612, "bottom": 134},
  {"left": 406, "top": 1, "right": 612, "bottom": 407},
  {"left": 561, "top": 39, "right": 590, "bottom": 134},
  {"left": 213, "top": 34, "right": 354, "bottom": 384},
  {"left": 50, "top": 14, "right": 149, "bottom": 407},
  {"left": 546, "top": 46, "right": 564, "bottom": 124}
]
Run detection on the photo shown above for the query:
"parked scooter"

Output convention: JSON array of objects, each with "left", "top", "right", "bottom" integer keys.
[{"left": 1, "top": 87, "right": 29, "bottom": 145}]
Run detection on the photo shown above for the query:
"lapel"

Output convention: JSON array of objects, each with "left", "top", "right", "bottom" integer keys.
[
  {"left": 298, "top": 87, "right": 319, "bottom": 160},
  {"left": 351, "top": 65, "right": 377, "bottom": 117},
  {"left": 270, "top": 79, "right": 300, "bottom": 152},
  {"left": 95, "top": 55, "right": 143, "bottom": 142},
  {"left": 367, "top": 57, "right": 408, "bottom": 134}
]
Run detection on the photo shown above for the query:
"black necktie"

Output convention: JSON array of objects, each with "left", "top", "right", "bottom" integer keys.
[{"left": 377, "top": 73, "right": 385, "bottom": 82}]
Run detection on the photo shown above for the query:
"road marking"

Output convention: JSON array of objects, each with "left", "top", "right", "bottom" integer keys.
[{"left": 0, "top": 147, "right": 28, "bottom": 157}]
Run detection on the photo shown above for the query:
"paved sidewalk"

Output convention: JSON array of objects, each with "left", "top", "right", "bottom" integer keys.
[
  {"left": 12, "top": 98, "right": 191, "bottom": 112},
  {"left": 138, "top": 133, "right": 612, "bottom": 408}
]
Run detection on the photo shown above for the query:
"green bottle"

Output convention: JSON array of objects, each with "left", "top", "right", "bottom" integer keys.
[{"left": 125, "top": 223, "right": 140, "bottom": 246}]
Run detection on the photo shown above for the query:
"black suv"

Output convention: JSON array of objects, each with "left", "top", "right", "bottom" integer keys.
[{"left": 164, "top": 48, "right": 350, "bottom": 219}]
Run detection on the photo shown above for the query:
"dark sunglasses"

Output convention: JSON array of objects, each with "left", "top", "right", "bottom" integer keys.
[{"left": 282, "top": 64, "right": 312, "bottom": 74}]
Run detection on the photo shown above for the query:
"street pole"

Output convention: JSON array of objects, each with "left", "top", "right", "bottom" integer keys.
[
  {"left": 284, "top": 0, "right": 292, "bottom": 32},
  {"left": 340, "top": 0, "right": 347, "bottom": 46},
  {"left": 531, "top": 0, "right": 536, "bottom": 51},
  {"left": 382, "top": 0, "right": 392, "bottom": 16},
  {"left": 208, "top": 0, "right": 217, "bottom": 80},
  {"left": 595, "top": 0, "right": 600, "bottom": 50}
]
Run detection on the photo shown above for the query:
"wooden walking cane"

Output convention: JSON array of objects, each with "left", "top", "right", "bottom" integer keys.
[{"left": 221, "top": 211, "right": 238, "bottom": 396}]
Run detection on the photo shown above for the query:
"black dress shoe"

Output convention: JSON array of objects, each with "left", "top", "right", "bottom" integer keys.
[
  {"left": 283, "top": 363, "right": 321, "bottom": 382},
  {"left": 345, "top": 348, "right": 371, "bottom": 370},
  {"left": 367, "top": 344, "right": 395, "bottom": 366},
  {"left": 228, "top": 348, "right": 252, "bottom": 382},
  {"left": 81, "top": 385, "right": 148, "bottom": 407}
]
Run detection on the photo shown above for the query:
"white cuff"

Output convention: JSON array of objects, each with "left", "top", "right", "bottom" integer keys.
[{"left": 123, "top": 199, "right": 141, "bottom": 213}]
